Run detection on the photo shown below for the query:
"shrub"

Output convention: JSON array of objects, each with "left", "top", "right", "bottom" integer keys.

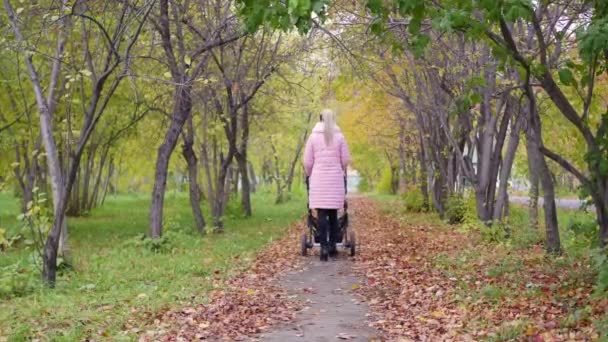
[
  {"left": 123, "top": 232, "right": 181, "bottom": 254},
  {"left": 566, "top": 213, "right": 598, "bottom": 247},
  {"left": 225, "top": 196, "right": 244, "bottom": 219},
  {"left": 401, "top": 186, "right": 426, "bottom": 212},
  {"left": 357, "top": 177, "right": 370, "bottom": 193},
  {"left": 445, "top": 194, "right": 467, "bottom": 224},
  {"left": 164, "top": 215, "right": 196, "bottom": 235},
  {"left": 0, "top": 261, "right": 36, "bottom": 299},
  {"left": 17, "top": 190, "right": 52, "bottom": 257},
  {"left": 592, "top": 248, "right": 608, "bottom": 297},
  {"left": 0, "top": 228, "right": 8, "bottom": 251},
  {"left": 377, "top": 167, "right": 395, "bottom": 194}
]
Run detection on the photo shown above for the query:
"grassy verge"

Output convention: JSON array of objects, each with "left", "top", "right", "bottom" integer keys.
[
  {"left": 370, "top": 193, "right": 607, "bottom": 339},
  {"left": 0, "top": 189, "right": 305, "bottom": 341}
]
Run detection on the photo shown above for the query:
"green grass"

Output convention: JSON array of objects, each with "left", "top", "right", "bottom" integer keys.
[
  {"left": 485, "top": 320, "right": 528, "bottom": 342},
  {"left": 0, "top": 189, "right": 305, "bottom": 341},
  {"left": 0, "top": 192, "right": 19, "bottom": 234}
]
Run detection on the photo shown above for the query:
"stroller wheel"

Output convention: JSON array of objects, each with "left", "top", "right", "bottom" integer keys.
[
  {"left": 349, "top": 231, "right": 356, "bottom": 256},
  {"left": 301, "top": 232, "right": 308, "bottom": 256}
]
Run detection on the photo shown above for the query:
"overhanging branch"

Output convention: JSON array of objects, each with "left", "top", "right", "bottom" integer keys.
[{"left": 539, "top": 145, "right": 590, "bottom": 187}]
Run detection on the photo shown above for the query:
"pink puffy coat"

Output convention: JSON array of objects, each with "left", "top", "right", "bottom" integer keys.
[{"left": 303, "top": 122, "right": 351, "bottom": 209}]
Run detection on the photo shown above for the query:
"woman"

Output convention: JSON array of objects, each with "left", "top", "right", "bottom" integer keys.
[{"left": 303, "top": 109, "right": 351, "bottom": 261}]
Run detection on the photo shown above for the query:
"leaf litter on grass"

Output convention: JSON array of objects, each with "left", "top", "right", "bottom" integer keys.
[
  {"left": 139, "top": 198, "right": 603, "bottom": 341},
  {"left": 349, "top": 198, "right": 601, "bottom": 341},
  {"left": 138, "top": 222, "right": 304, "bottom": 341}
]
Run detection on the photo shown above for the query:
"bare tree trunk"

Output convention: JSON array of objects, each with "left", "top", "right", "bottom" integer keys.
[
  {"left": 494, "top": 113, "right": 523, "bottom": 221},
  {"left": 398, "top": 127, "right": 408, "bottom": 193},
  {"left": 236, "top": 99, "right": 252, "bottom": 217},
  {"left": 538, "top": 152, "right": 560, "bottom": 253},
  {"left": 526, "top": 92, "right": 560, "bottom": 254},
  {"left": 419, "top": 142, "right": 430, "bottom": 210},
  {"left": 418, "top": 132, "right": 432, "bottom": 210},
  {"left": 270, "top": 142, "right": 286, "bottom": 204},
  {"left": 286, "top": 112, "right": 312, "bottom": 194},
  {"left": 5, "top": 0, "right": 68, "bottom": 285},
  {"left": 90, "top": 144, "right": 109, "bottom": 208},
  {"left": 526, "top": 134, "right": 540, "bottom": 228},
  {"left": 248, "top": 161, "right": 257, "bottom": 193},
  {"left": 390, "top": 165, "right": 399, "bottom": 194},
  {"left": 68, "top": 166, "right": 80, "bottom": 216},
  {"left": 236, "top": 156, "right": 252, "bottom": 216},
  {"left": 80, "top": 145, "right": 95, "bottom": 213},
  {"left": 182, "top": 116, "right": 206, "bottom": 233},
  {"left": 150, "top": 83, "right": 192, "bottom": 238},
  {"left": 594, "top": 193, "right": 608, "bottom": 247},
  {"left": 209, "top": 140, "right": 236, "bottom": 232},
  {"left": 100, "top": 158, "right": 113, "bottom": 205},
  {"left": 232, "top": 165, "right": 240, "bottom": 195}
]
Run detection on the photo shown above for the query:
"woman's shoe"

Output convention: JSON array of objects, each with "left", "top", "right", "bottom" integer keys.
[{"left": 320, "top": 247, "right": 329, "bottom": 261}]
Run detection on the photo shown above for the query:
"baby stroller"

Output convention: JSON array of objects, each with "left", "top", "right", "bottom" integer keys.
[{"left": 300, "top": 176, "right": 356, "bottom": 257}]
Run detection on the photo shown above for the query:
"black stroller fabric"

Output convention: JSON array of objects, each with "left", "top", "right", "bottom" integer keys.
[{"left": 306, "top": 177, "right": 348, "bottom": 243}]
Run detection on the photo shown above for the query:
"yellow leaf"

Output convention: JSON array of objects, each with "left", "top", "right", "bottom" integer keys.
[
  {"left": 526, "top": 326, "right": 536, "bottom": 336},
  {"left": 246, "top": 289, "right": 255, "bottom": 295},
  {"left": 430, "top": 311, "right": 443, "bottom": 318}
]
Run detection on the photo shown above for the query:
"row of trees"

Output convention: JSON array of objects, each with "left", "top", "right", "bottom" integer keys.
[
  {"left": 4, "top": 0, "right": 607, "bottom": 286},
  {"left": 0, "top": 0, "right": 330, "bottom": 285},
  {"left": 237, "top": 0, "right": 608, "bottom": 255}
]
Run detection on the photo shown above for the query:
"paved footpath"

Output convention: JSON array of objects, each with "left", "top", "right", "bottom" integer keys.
[{"left": 256, "top": 254, "right": 379, "bottom": 342}]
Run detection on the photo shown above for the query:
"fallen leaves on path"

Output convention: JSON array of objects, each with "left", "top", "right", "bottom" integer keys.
[
  {"left": 139, "top": 222, "right": 303, "bottom": 341},
  {"left": 139, "top": 197, "right": 603, "bottom": 341}
]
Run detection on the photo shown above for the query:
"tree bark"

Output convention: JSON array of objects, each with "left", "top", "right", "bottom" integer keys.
[
  {"left": 236, "top": 99, "right": 252, "bottom": 217},
  {"left": 593, "top": 194, "right": 608, "bottom": 247},
  {"left": 398, "top": 126, "right": 408, "bottom": 193},
  {"left": 418, "top": 137, "right": 430, "bottom": 210},
  {"left": 182, "top": 116, "right": 206, "bottom": 233},
  {"left": 525, "top": 90, "right": 560, "bottom": 254},
  {"left": 270, "top": 142, "right": 286, "bottom": 204},
  {"left": 80, "top": 145, "right": 95, "bottom": 214},
  {"left": 89, "top": 144, "right": 109, "bottom": 209},
  {"left": 100, "top": 158, "right": 113, "bottom": 205},
  {"left": 5, "top": 0, "right": 68, "bottom": 285},
  {"left": 286, "top": 112, "right": 313, "bottom": 194},
  {"left": 494, "top": 112, "right": 523, "bottom": 221},
  {"left": 236, "top": 156, "right": 251, "bottom": 216},
  {"left": 526, "top": 133, "right": 540, "bottom": 228},
  {"left": 248, "top": 161, "right": 257, "bottom": 193},
  {"left": 150, "top": 85, "right": 192, "bottom": 238}
]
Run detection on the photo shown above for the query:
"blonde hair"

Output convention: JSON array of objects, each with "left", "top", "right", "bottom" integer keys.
[{"left": 320, "top": 108, "right": 336, "bottom": 146}]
